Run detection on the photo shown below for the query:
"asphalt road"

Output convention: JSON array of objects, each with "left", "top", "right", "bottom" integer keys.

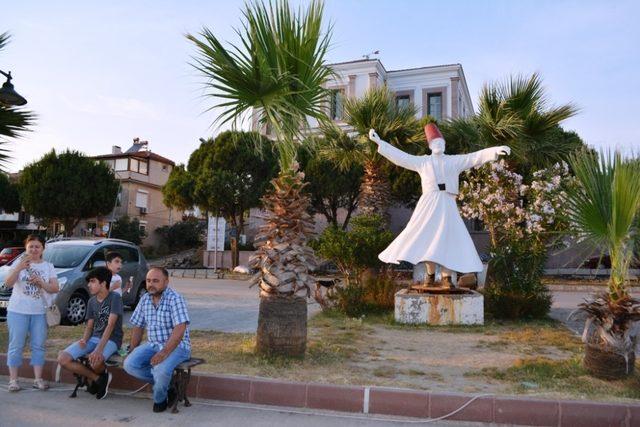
[{"left": 123, "top": 277, "right": 321, "bottom": 333}]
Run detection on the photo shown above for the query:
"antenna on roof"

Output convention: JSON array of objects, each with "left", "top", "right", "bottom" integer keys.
[{"left": 362, "top": 50, "right": 380, "bottom": 60}]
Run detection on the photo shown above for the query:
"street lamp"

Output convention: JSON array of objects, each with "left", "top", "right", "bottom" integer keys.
[{"left": 0, "top": 70, "right": 27, "bottom": 106}]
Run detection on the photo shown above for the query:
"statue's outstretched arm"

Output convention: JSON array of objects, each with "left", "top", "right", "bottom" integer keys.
[
  {"left": 454, "top": 145, "right": 511, "bottom": 171},
  {"left": 368, "top": 129, "right": 421, "bottom": 172}
]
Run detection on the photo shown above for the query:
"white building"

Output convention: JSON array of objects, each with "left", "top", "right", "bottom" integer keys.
[
  {"left": 322, "top": 59, "right": 473, "bottom": 124},
  {"left": 254, "top": 58, "right": 473, "bottom": 136}
]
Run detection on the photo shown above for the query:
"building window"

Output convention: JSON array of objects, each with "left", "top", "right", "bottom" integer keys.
[
  {"left": 396, "top": 95, "right": 411, "bottom": 109},
  {"left": 135, "top": 190, "right": 149, "bottom": 209},
  {"left": 329, "top": 89, "right": 345, "bottom": 121},
  {"left": 139, "top": 221, "right": 147, "bottom": 234},
  {"left": 115, "top": 158, "right": 128, "bottom": 171},
  {"left": 428, "top": 93, "right": 442, "bottom": 121},
  {"left": 129, "top": 158, "right": 148, "bottom": 175},
  {"left": 138, "top": 160, "right": 148, "bottom": 174}
]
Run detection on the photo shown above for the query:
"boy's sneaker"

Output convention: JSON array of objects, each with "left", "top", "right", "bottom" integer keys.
[
  {"left": 153, "top": 400, "right": 168, "bottom": 413},
  {"left": 94, "top": 371, "right": 112, "bottom": 400}
]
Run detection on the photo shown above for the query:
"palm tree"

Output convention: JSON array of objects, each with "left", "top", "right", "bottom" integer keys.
[
  {"left": 567, "top": 150, "right": 640, "bottom": 379},
  {"left": 443, "top": 73, "right": 580, "bottom": 176},
  {"left": 0, "top": 32, "right": 35, "bottom": 170},
  {"left": 320, "top": 86, "right": 420, "bottom": 217},
  {"left": 187, "top": 0, "right": 333, "bottom": 356}
]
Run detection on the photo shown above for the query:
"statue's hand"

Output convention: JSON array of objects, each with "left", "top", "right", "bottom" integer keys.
[
  {"left": 368, "top": 129, "right": 381, "bottom": 145},
  {"left": 497, "top": 146, "right": 511, "bottom": 156}
]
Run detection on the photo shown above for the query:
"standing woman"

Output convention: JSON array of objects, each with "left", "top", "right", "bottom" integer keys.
[{"left": 5, "top": 235, "right": 59, "bottom": 391}]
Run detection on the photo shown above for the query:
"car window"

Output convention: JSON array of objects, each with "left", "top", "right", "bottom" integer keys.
[
  {"left": 83, "top": 247, "right": 107, "bottom": 270},
  {"left": 44, "top": 245, "right": 94, "bottom": 269},
  {"left": 106, "top": 245, "right": 139, "bottom": 264}
]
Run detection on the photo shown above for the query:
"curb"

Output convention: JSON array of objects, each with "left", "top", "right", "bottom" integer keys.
[
  {"left": 546, "top": 284, "right": 640, "bottom": 293},
  {"left": 1, "top": 354, "right": 638, "bottom": 426}
]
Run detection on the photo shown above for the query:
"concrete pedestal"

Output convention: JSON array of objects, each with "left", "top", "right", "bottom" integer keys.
[{"left": 394, "top": 288, "right": 484, "bottom": 325}]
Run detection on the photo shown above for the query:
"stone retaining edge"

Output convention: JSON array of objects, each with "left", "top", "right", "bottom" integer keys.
[{"left": 0, "top": 354, "right": 638, "bottom": 426}]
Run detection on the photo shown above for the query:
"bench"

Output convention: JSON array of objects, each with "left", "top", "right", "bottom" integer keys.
[{"left": 57, "top": 354, "right": 205, "bottom": 413}]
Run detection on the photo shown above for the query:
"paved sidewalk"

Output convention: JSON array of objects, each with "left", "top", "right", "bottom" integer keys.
[{"left": 0, "top": 379, "right": 494, "bottom": 427}]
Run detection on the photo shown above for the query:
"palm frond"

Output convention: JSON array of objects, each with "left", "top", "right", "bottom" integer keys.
[
  {"left": 567, "top": 149, "right": 640, "bottom": 300},
  {"left": 186, "top": 0, "right": 334, "bottom": 171},
  {"left": 316, "top": 122, "right": 364, "bottom": 171}
]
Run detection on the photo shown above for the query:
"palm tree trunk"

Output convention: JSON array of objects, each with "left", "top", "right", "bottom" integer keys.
[
  {"left": 358, "top": 159, "right": 391, "bottom": 219},
  {"left": 249, "top": 165, "right": 317, "bottom": 356}
]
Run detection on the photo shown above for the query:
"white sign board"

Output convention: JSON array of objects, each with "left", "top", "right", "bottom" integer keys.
[{"left": 207, "top": 216, "right": 226, "bottom": 251}]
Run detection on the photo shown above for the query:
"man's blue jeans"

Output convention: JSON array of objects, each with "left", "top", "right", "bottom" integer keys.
[{"left": 123, "top": 342, "right": 191, "bottom": 404}]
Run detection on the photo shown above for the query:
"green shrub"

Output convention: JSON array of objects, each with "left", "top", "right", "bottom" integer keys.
[
  {"left": 311, "top": 214, "right": 393, "bottom": 283},
  {"left": 327, "top": 273, "right": 400, "bottom": 317},
  {"left": 484, "top": 241, "right": 551, "bottom": 319},
  {"left": 155, "top": 217, "right": 204, "bottom": 252},
  {"left": 110, "top": 216, "right": 146, "bottom": 245}
]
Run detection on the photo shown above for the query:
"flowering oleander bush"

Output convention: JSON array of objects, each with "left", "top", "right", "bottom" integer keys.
[{"left": 458, "top": 160, "right": 575, "bottom": 319}]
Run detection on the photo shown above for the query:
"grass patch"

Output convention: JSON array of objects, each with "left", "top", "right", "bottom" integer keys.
[{"left": 470, "top": 356, "right": 640, "bottom": 400}]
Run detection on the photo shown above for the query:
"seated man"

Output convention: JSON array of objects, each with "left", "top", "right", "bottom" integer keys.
[
  {"left": 58, "top": 267, "right": 124, "bottom": 399},
  {"left": 123, "top": 267, "right": 191, "bottom": 413}
]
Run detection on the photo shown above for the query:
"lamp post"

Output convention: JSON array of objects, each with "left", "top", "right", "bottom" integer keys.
[{"left": 0, "top": 70, "right": 27, "bottom": 106}]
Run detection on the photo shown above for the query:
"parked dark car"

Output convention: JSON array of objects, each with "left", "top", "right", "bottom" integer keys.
[
  {"left": 0, "top": 247, "right": 25, "bottom": 266},
  {"left": 0, "top": 238, "right": 149, "bottom": 325}
]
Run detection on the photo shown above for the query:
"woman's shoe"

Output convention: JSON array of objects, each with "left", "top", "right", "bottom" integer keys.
[
  {"left": 32, "top": 378, "right": 49, "bottom": 390},
  {"left": 8, "top": 380, "right": 21, "bottom": 392}
]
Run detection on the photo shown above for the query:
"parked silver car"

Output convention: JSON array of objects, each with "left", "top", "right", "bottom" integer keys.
[{"left": 0, "top": 238, "right": 149, "bottom": 325}]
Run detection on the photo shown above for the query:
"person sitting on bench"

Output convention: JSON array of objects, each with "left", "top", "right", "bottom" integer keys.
[
  {"left": 57, "top": 267, "right": 123, "bottom": 399},
  {"left": 123, "top": 267, "right": 191, "bottom": 413}
]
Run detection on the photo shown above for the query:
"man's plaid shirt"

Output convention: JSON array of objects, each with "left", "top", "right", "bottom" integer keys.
[{"left": 130, "top": 287, "right": 191, "bottom": 351}]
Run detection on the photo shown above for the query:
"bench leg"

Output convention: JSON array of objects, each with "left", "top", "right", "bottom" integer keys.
[{"left": 183, "top": 368, "right": 192, "bottom": 407}]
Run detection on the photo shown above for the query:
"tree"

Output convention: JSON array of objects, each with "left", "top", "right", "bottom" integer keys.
[
  {"left": 299, "top": 137, "right": 362, "bottom": 229},
  {"left": 191, "top": 131, "right": 277, "bottom": 236},
  {"left": 110, "top": 216, "right": 146, "bottom": 245},
  {"left": 444, "top": 73, "right": 580, "bottom": 178},
  {"left": 19, "top": 150, "right": 119, "bottom": 236},
  {"left": 187, "top": 0, "right": 334, "bottom": 356},
  {"left": 0, "top": 172, "right": 20, "bottom": 213},
  {"left": 161, "top": 164, "right": 195, "bottom": 212},
  {"left": 0, "top": 32, "right": 35, "bottom": 170},
  {"left": 566, "top": 150, "right": 640, "bottom": 379},
  {"left": 163, "top": 131, "right": 278, "bottom": 266},
  {"left": 320, "top": 87, "right": 421, "bottom": 217}
]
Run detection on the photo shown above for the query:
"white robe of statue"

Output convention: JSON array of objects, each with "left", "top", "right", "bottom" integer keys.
[{"left": 369, "top": 129, "right": 510, "bottom": 274}]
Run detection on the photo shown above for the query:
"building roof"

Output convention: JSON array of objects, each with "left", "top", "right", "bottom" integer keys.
[
  {"left": 328, "top": 59, "right": 463, "bottom": 75},
  {"left": 94, "top": 151, "right": 175, "bottom": 166}
]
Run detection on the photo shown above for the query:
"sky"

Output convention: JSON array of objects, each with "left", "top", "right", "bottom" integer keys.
[{"left": 2, "top": 0, "right": 639, "bottom": 172}]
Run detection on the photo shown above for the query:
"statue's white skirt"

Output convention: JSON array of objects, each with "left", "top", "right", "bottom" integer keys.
[{"left": 379, "top": 191, "right": 483, "bottom": 273}]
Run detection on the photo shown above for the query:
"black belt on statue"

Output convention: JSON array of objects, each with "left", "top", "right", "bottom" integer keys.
[{"left": 438, "top": 183, "right": 446, "bottom": 191}]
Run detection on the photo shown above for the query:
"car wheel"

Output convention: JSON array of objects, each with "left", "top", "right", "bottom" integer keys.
[{"left": 66, "top": 292, "right": 88, "bottom": 325}]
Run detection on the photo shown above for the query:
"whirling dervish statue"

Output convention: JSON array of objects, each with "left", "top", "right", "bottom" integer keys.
[{"left": 368, "top": 123, "right": 510, "bottom": 288}]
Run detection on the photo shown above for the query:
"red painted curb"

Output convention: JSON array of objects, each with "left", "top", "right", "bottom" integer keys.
[{"left": 1, "top": 354, "right": 638, "bottom": 426}]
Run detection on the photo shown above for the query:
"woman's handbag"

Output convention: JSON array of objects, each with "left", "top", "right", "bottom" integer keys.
[{"left": 42, "top": 291, "right": 61, "bottom": 327}]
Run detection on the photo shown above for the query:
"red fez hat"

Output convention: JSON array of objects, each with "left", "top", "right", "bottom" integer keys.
[{"left": 424, "top": 123, "right": 444, "bottom": 143}]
